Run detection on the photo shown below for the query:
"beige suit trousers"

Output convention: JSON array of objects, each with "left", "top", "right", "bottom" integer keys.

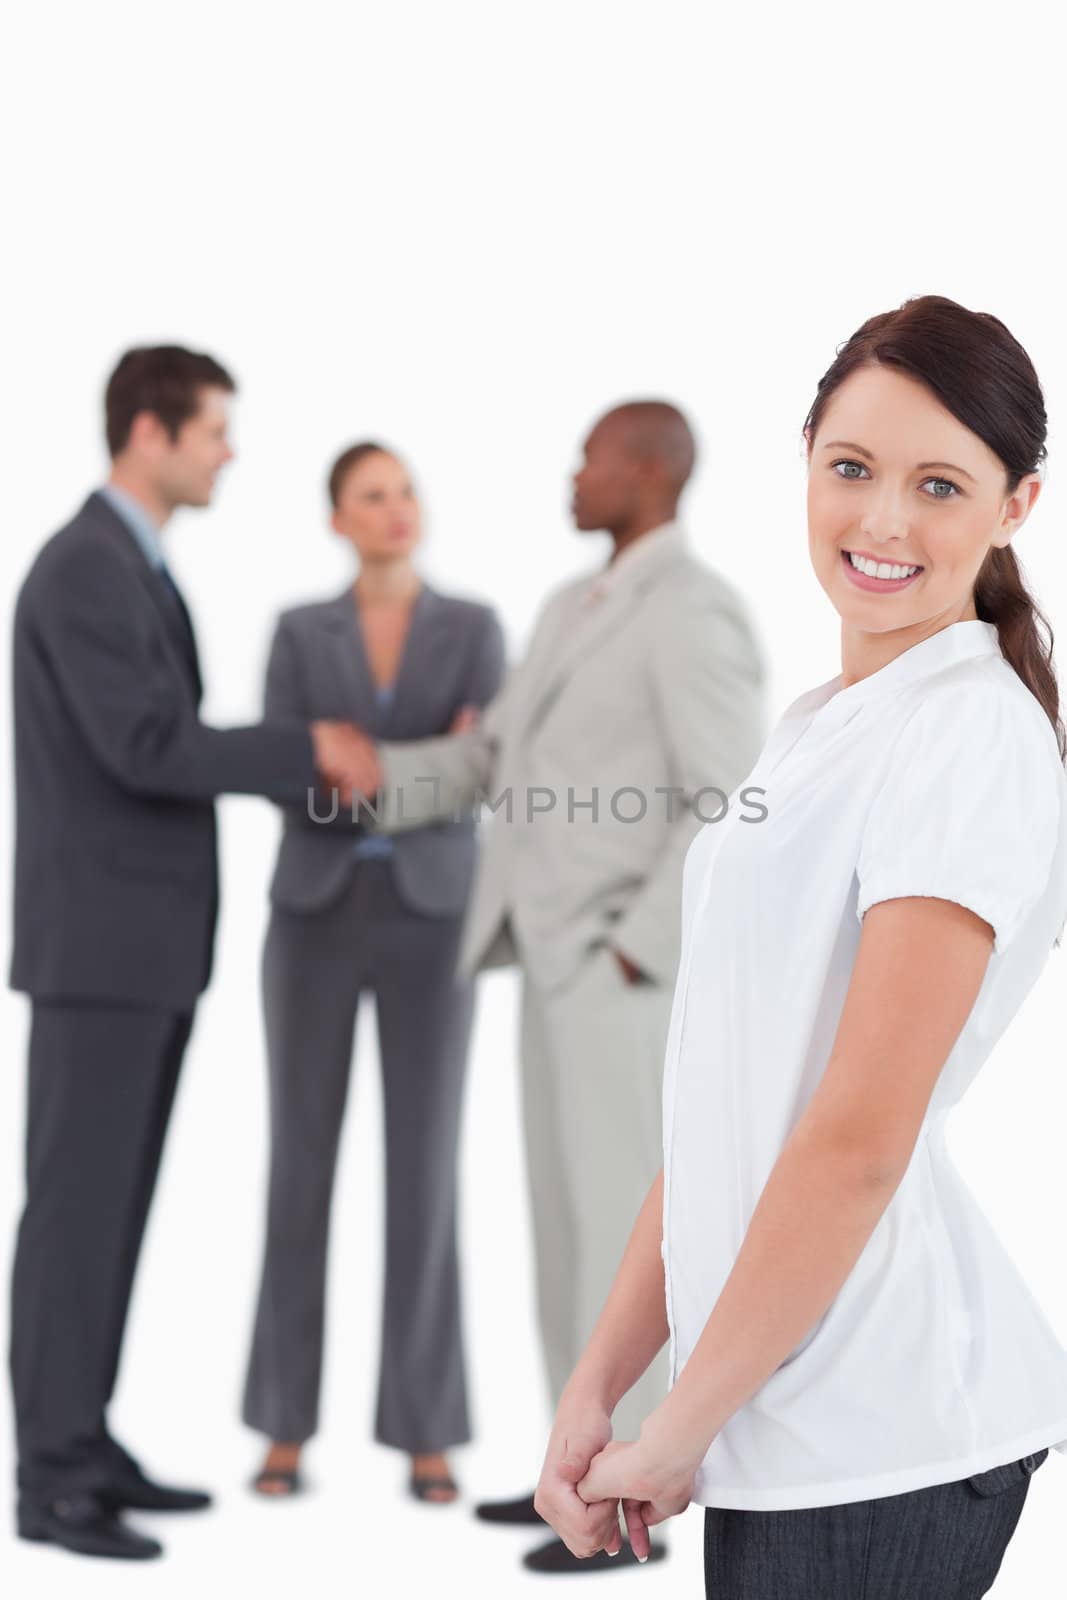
[{"left": 519, "top": 938, "right": 674, "bottom": 1440}]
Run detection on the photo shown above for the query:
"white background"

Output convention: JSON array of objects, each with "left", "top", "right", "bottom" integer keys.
[{"left": 2, "top": 2, "right": 1067, "bottom": 1594}]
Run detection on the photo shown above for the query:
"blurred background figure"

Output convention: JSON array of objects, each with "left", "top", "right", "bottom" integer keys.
[
  {"left": 242, "top": 442, "right": 505, "bottom": 1507},
  {"left": 8, "top": 347, "right": 368, "bottom": 1564},
  {"left": 363, "top": 401, "right": 768, "bottom": 1575}
]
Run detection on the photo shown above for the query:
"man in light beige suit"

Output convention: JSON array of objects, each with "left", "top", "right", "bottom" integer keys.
[{"left": 350, "top": 402, "right": 766, "bottom": 1574}]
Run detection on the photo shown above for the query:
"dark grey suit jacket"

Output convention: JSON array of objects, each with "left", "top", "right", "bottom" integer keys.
[
  {"left": 10, "top": 492, "right": 316, "bottom": 1011},
  {"left": 265, "top": 583, "right": 505, "bottom": 917}
]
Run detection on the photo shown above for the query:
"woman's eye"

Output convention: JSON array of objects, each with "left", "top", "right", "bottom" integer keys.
[
  {"left": 832, "top": 460, "right": 868, "bottom": 481},
  {"left": 921, "top": 477, "right": 960, "bottom": 500}
]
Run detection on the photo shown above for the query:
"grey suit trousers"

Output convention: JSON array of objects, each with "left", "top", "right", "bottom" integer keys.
[
  {"left": 242, "top": 859, "right": 474, "bottom": 1451},
  {"left": 519, "top": 939, "right": 673, "bottom": 1440},
  {"left": 11, "top": 1003, "right": 192, "bottom": 1496}
]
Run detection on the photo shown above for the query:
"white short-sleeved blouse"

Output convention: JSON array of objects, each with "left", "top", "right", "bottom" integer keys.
[{"left": 661, "top": 619, "right": 1067, "bottom": 1510}]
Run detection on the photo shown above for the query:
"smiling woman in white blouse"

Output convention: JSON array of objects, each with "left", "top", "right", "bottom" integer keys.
[{"left": 533, "top": 296, "right": 1067, "bottom": 1599}]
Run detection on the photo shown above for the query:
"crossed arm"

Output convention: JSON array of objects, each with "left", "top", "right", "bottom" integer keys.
[
  {"left": 534, "top": 893, "right": 997, "bottom": 1559},
  {"left": 266, "top": 609, "right": 507, "bottom": 831}
]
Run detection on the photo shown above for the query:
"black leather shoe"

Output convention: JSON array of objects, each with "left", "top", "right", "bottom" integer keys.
[
  {"left": 103, "top": 1469, "right": 212, "bottom": 1514},
  {"left": 523, "top": 1534, "right": 668, "bottom": 1574},
  {"left": 17, "top": 1493, "right": 163, "bottom": 1560},
  {"left": 474, "top": 1489, "right": 544, "bottom": 1525}
]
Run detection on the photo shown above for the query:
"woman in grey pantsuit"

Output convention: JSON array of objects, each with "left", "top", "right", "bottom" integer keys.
[{"left": 243, "top": 441, "right": 505, "bottom": 1503}]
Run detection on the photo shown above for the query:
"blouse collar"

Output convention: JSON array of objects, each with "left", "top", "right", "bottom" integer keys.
[{"left": 789, "top": 619, "right": 1003, "bottom": 733}]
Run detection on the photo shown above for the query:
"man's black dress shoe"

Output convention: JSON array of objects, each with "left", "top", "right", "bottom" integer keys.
[
  {"left": 474, "top": 1489, "right": 544, "bottom": 1525},
  {"left": 523, "top": 1534, "right": 668, "bottom": 1574},
  {"left": 103, "top": 1467, "right": 212, "bottom": 1513},
  {"left": 18, "top": 1493, "right": 163, "bottom": 1560}
]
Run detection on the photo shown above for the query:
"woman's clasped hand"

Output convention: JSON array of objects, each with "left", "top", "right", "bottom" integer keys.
[{"left": 535, "top": 1399, "right": 700, "bottom": 1563}]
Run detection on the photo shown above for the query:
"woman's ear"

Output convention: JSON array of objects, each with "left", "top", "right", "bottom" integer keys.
[{"left": 993, "top": 472, "right": 1042, "bottom": 548}]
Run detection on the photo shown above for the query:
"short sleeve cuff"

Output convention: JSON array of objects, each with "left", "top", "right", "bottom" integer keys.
[{"left": 855, "top": 879, "right": 1015, "bottom": 956}]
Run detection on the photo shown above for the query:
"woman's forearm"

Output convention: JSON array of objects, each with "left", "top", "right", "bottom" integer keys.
[
  {"left": 647, "top": 1127, "right": 901, "bottom": 1464},
  {"left": 564, "top": 1169, "right": 669, "bottom": 1416},
  {"left": 645, "top": 897, "right": 995, "bottom": 1469}
]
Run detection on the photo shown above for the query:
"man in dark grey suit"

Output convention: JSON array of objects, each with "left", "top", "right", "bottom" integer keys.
[{"left": 8, "top": 346, "right": 372, "bottom": 1561}]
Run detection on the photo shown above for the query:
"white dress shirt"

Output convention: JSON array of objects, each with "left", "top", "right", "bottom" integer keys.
[{"left": 661, "top": 618, "right": 1067, "bottom": 1510}]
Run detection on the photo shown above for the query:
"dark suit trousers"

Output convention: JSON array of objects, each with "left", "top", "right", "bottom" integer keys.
[
  {"left": 9, "top": 1002, "right": 193, "bottom": 1497},
  {"left": 703, "top": 1451, "right": 1047, "bottom": 1599},
  {"left": 242, "top": 859, "right": 474, "bottom": 1451}
]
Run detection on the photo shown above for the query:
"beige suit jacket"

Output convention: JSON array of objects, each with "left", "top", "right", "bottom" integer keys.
[{"left": 374, "top": 523, "right": 767, "bottom": 990}]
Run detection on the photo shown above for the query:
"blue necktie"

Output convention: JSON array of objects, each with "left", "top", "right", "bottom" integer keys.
[
  {"left": 155, "top": 561, "right": 200, "bottom": 690},
  {"left": 157, "top": 562, "right": 182, "bottom": 603}
]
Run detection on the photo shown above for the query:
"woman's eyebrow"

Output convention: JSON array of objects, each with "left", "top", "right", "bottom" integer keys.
[
  {"left": 821, "top": 439, "right": 874, "bottom": 458},
  {"left": 917, "top": 459, "right": 976, "bottom": 484},
  {"left": 821, "top": 440, "right": 975, "bottom": 484}
]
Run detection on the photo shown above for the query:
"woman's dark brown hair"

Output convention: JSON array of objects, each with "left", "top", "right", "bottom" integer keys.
[
  {"left": 804, "top": 295, "right": 1064, "bottom": 759},
  {"left": 327, "top": 440, "right": 395, "bottom": 508}
]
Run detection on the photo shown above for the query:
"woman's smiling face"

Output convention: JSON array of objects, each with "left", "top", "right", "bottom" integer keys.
[{"left": 806, "top": 363, "right": 1040, "bottom": 634}]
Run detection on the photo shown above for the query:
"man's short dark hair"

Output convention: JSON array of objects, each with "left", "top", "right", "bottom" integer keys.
[{"left": 105, "top": 345, "right": 236, "bottom": 457}]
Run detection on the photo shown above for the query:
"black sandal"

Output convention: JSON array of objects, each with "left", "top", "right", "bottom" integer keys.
[
  {"left": 251, "top": 1465, "right": 304, "bottom": 1498},
  {"left": 408, "top": 1468, "right": 460, "bottom": 1505}
]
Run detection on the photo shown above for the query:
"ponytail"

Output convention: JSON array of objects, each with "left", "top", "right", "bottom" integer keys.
[{"left": 975, "top": 545, "right": 1065, "bottom": 761}]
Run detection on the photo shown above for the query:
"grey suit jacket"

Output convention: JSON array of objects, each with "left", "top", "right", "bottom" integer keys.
[
  {"left": 265, "top": 583, "right": 505, "bottom": 917},
  {"left": 374, "top": 524, "right": 767, "bottom": 991},
  {"left": 10, "top": 492, "right": 316, "bottom": 1010}
]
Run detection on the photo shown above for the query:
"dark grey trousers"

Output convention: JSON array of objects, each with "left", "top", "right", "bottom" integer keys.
[
  {"left": 703, "top": 1450, "right": 1047, "bottom": 1599},
  {"left": 10, "top": 1002, "right": 192, "bottom": 1498},
  {"left": 242, "top": 859, "right": 474, "bottom": 1452}
]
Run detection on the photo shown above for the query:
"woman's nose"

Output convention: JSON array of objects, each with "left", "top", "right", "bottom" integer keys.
[{"left": 859, "top": 487, "right": 910, "bottom": 544}]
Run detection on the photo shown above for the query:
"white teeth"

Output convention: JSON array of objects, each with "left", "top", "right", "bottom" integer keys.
[{"left": 847, "top": 552, "right": 920, "bottom": 581}]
